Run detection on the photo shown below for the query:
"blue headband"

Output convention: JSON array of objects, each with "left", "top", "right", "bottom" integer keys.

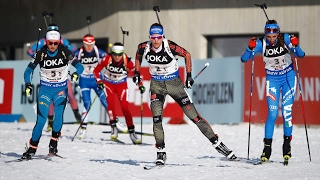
[
  {"left": 149, "top": 26, "right": 164, "bottom": 36},
  {"left": 264, "top": 24, "right": 280, "bottom": 34}
]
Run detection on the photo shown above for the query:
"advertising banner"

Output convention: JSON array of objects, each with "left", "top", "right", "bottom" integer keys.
[{"left": 191, "top": 57, "right": 243, "bottom": 124}]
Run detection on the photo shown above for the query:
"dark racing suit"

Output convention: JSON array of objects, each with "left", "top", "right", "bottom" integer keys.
[{"left": 135, "top": 39, "right": 233, "bottom": 157}]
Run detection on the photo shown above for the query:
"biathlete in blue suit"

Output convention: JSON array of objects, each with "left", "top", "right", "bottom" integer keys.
[
  {"left": 22, "top": 29, "right": 84, "bottom": 159},
  {"left": 73, "top": 34, "right": 109, "bottom": 139},
  {"left": 26, "top": 24, "right": 82, "bottom": 131},
  {"left": 241, "top": 19, "right": 305, "bottom": 163}
]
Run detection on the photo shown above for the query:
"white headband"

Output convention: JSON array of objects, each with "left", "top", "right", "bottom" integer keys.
[
  {"left": 112, "top": 45, "right": 124, "bottom": 54},
  {"left": 46, "top": 31, "right": 60, "bottom": 41}
]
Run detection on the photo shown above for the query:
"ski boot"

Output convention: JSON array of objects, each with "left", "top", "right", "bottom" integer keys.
[
  {"left": 156, "top": 146, "right": 166, "bottom": 165},
  {"left": 212, "top": 139, "right": 237, "bottom": 160},
  {"left": 49, "top": 131, "right": 60, "bottom": 154},
  {"left": 22, "top": 139, "right": 39, "bottom": 160},
  {"left": 73, "top": 109, "right": 82, "bottom": 123},
  {"left": 110, "top": 120, "right": 118, "bottom": 140},
  {"left": 128, "top": 126, "right": 141, "bottom": 144},
  {"left": 47, "top": 115, "right": 54, "bottom": 132},
  {"left": 283, "top": 135, "right": 292, "bottom": 166},
  {"left": 115, "top": 117, "right": 128, "bottom": 132},
  {"left": 78, "top": 122, "right": 87, "bottom": 140},
  {"left": 261, "top": 138, "right": 272, "bottom": 163}
]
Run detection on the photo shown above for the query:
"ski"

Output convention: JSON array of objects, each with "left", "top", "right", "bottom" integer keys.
[
  {"left": 143, "top": 163, "right": 165, "bottom": 170},
  {"left": 101, "top": 138, "right": 152, "bottom": 146},
  {"left": 231, "top": 157, "right": 261, "bottom": 165},
  {"left": 229, "top": 157, "right": 279, "bottom": 165},
  {"left": 43, "top": 153, "right": 66, "bottom": 159},
  {"left": 5, "top": 157, "right": 32, "bottom": 163},
  {"left": 102, "top": 131, "right": 154, "bottom": 136},
  {"left": 101, "top": 138, "right": 126, "bottom": 144},
  {"left": 233, "top": 157, "right": 280, "bottom": 165},
  {"left": 5, "top": 153, "right": 65, "bottom": 163}
]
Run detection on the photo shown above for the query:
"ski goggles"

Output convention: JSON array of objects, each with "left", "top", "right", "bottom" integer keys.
[
  {"left": 48, "top": 25, "right": 59, "bottom": 31},
  {"left": 264, "top": 24, "right": 280, "bottom": 34},
  {"left": 112, "top": 52, "right": 123, "bottom": 56},
  {"left": 47, "top": 41, "right": 59, "bottom": 46},
  {"left": 265, "top": 28, "right": 279, "bottom": 34},
  {"left": 150, "top": 35, "right": 163, "bottom": 40}
]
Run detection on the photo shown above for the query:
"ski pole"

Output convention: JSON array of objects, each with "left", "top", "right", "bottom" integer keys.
[
  {"left": 193, "top": 63, "right": 209, "bottom": 80},
  {"left": 71, "top": 94, "right": 98, "bottom": 141},
  {"left": 293, "top": 48, "right": 311, "bottom": 162},
  {"left": 35, "top": 27, "right": 42, "bottom": 54},
  {"left": 247, "top": 50, "right": 255, "bottom": 159},
  {"left": 140, "top": 91, "right": 143, "bottom": 142}
]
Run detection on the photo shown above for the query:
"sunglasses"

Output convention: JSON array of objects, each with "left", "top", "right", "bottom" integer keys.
[
  {"left": 112, "top": 52, "right": 123, "bottom": 56},
  {"left": 150, "top": 35, "right": 163, "bottom": 40},
  {"left": 265, "top": 28, "right": 279, "bottom": 34},
  {"left": 47, "top": 41, "right": 59, "bottom": 46}
]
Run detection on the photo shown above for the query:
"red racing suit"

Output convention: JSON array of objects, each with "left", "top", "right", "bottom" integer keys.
[{"left": 93, "top": 53, "right": 135, "bottom": 127}]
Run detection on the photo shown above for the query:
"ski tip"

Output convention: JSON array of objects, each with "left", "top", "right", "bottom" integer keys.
[{"left": 143, "top": 164, "right": 165, "bottom": 170}]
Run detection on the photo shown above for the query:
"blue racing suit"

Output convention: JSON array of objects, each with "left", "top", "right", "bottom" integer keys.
[
  {"left": 241, "top": 33, "right": 305, "bottom": 139},
  {"left": 24, "top": 45, "right": 84, "bottom": 142},
  {"left": 73, "top": 46, "right": 108, "bottom": 114}
]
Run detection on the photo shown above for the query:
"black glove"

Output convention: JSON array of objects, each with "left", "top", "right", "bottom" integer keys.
[
  {"left": 71, "top": 72, "right": 79, "bottom": 82},
  {"left": 25, "top": 83, "right": 33, "bottom": 96},
  {"left": 185, "top": 72, "right": 194, "bottom": 89},
  {"left": 133, "top": 71, "right": 141, "bottom": 85},
  {"left": 139, "top": 85, "right": 145, "bottom": 94},
  {"left": 97, "top": 80, "right": 105, "bottom": 90}
]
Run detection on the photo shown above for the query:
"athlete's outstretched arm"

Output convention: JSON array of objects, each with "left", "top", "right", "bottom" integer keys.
[
  {"left": 24, "top": 50, "right": 42, "bottom": 83},
  {"left": 71, "top": 59, "right": 84, "bottom": 75},
  {"left": 93, "top": 56, "right": 108, "bottom": 81},
  {"left": 168, "top": 40, "right": 192, "bottom": 73},
  {"left": 135, "top": 43, "right": 146, "bottom": 73}
]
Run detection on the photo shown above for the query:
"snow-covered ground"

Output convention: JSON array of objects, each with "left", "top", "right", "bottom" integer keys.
[{"left": 1, "top": 122, "right": 319, "bottom": 180}]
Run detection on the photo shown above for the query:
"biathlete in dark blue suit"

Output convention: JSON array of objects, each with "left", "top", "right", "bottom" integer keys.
[
  {"left": 73, "top": 34, "right": 109, "bottom": 139},
  {"left": 241, "top": 19, "right": 305, "bottom": 163},
  {"left": 22, "top": 29, "right": 84, "bottom": 159},
  {"left": 26, "top": 24, "right": 82, "bottom": 131}
]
